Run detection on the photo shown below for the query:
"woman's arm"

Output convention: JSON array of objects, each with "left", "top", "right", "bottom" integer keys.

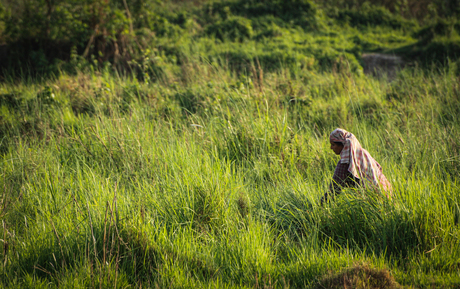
[{"left": 321, "top": 161, "right": 352, "bottom": 205}]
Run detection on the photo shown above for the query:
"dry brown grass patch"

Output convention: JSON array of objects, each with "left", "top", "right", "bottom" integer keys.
[{"left": 316, "top": 263, "right": 403, "bottom": 289}]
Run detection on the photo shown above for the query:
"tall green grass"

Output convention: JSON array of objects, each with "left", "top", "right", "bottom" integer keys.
[{"left": 0, "top": 59, "right": 459, "bottom": 288}]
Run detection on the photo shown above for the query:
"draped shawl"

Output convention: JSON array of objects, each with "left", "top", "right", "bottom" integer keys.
[{"left": 329, "top": 128, "right": 392, "bottom": 193}]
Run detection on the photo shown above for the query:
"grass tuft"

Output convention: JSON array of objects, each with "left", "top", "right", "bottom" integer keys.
[{"left": 316, "top": 263, "right": 403, "bottom": 289}]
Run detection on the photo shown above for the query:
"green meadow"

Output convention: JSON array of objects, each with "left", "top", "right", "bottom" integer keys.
[{"left": 1, "top": 0, "right": 460, "bottom": 288}]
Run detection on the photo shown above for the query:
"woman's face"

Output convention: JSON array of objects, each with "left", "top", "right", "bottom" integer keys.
[{"left": 330, "top": 140, "right": 344, "bottom": 155}]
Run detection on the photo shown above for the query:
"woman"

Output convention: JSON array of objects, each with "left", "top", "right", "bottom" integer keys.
[{"left": 322, "top": 128, "right": 392, "bottom": 204}]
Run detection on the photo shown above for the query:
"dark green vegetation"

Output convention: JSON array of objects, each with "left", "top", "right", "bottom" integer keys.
[
  {"left": 0, "top": 0, "right": 459, "bottom": 77},
  {"left": 1, "top": 0, "right": 460, "bottom": 288}
]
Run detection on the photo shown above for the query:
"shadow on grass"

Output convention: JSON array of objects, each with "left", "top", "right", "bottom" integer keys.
[{"left": 265, "top": 189, "right": 420, "bottom": 259}]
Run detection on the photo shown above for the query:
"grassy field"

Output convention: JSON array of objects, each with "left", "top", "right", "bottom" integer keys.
[
  {"left": 1, "top": 59, "right": 459, "bottom": 288},
  {"left": 1, "top": 0, "right": 460, "bottom": 288}
]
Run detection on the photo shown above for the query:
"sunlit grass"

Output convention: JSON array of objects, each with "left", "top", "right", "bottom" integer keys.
[{"left": 0, "top": 60, "right": 459, "bottom": 288}]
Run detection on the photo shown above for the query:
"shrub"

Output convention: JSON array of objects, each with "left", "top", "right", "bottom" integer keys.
[
  {"left": 415, "top": 18, "right": 460, "bottom": 44},
  {"left": 421, "top": 37, "right": 460, "bottom": 64},
  {"left": 201, "top": 0, "right": 323, "bottom": 31},
  {"left": 398, "top": 19, "right": 460, "bottom": 64},
  {"left": 205, "top": 16, "right": 253, "bottom": 41},
  {"left": 332, "top": 4, "right": 417, "bottom": 30}
]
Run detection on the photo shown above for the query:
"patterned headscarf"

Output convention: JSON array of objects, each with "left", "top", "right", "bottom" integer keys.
[{"left": 329, "top": 128, "right": 392, "bottom": 192}]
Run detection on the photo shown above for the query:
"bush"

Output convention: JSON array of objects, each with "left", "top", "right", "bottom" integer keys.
[
  {"left": 205, "top": 16, "right": 253, "bottom": 41},
  {"left": 415, "top": 18, "right": 460, "bottom": 44},
  {"left": 201, "top": 0, "right": 323, "bottom": 31},
  {"left": 399, "top": 19, "right": 460, "bottom": 64},
  {"left": 332, "top": 5, "right": 417, "bottom": 30},
  {"left": 421, "top": 37, "right": 460, "bottom": 64}
]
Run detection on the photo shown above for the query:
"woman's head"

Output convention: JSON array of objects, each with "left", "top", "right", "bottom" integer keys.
[
  {"left": 329, "top": 128, "right": 351, "bottom": 155},
  {"left": 330, "top": 140, "right": 344, "bottom": 155},
  {"left": 329, "top": 128, "right": 353, "bottom": 143},
  {"left": 329, "top": 128, "right": 359, "bottom": 157}
]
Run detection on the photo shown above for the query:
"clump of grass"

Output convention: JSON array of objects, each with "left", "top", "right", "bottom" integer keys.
[
  {"left": 236, "top": 193, "right": 250, "bottom": 218},
  {"left": 316, "top": 263, "right": 403, "bottom": 289},
  {"left": 320, "top": 190, "right": 419, "bottom": 257}
]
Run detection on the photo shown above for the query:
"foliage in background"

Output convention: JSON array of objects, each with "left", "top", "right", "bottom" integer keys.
[{"left": 0, "top": 0, "right": 459, "bottom": 78}]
